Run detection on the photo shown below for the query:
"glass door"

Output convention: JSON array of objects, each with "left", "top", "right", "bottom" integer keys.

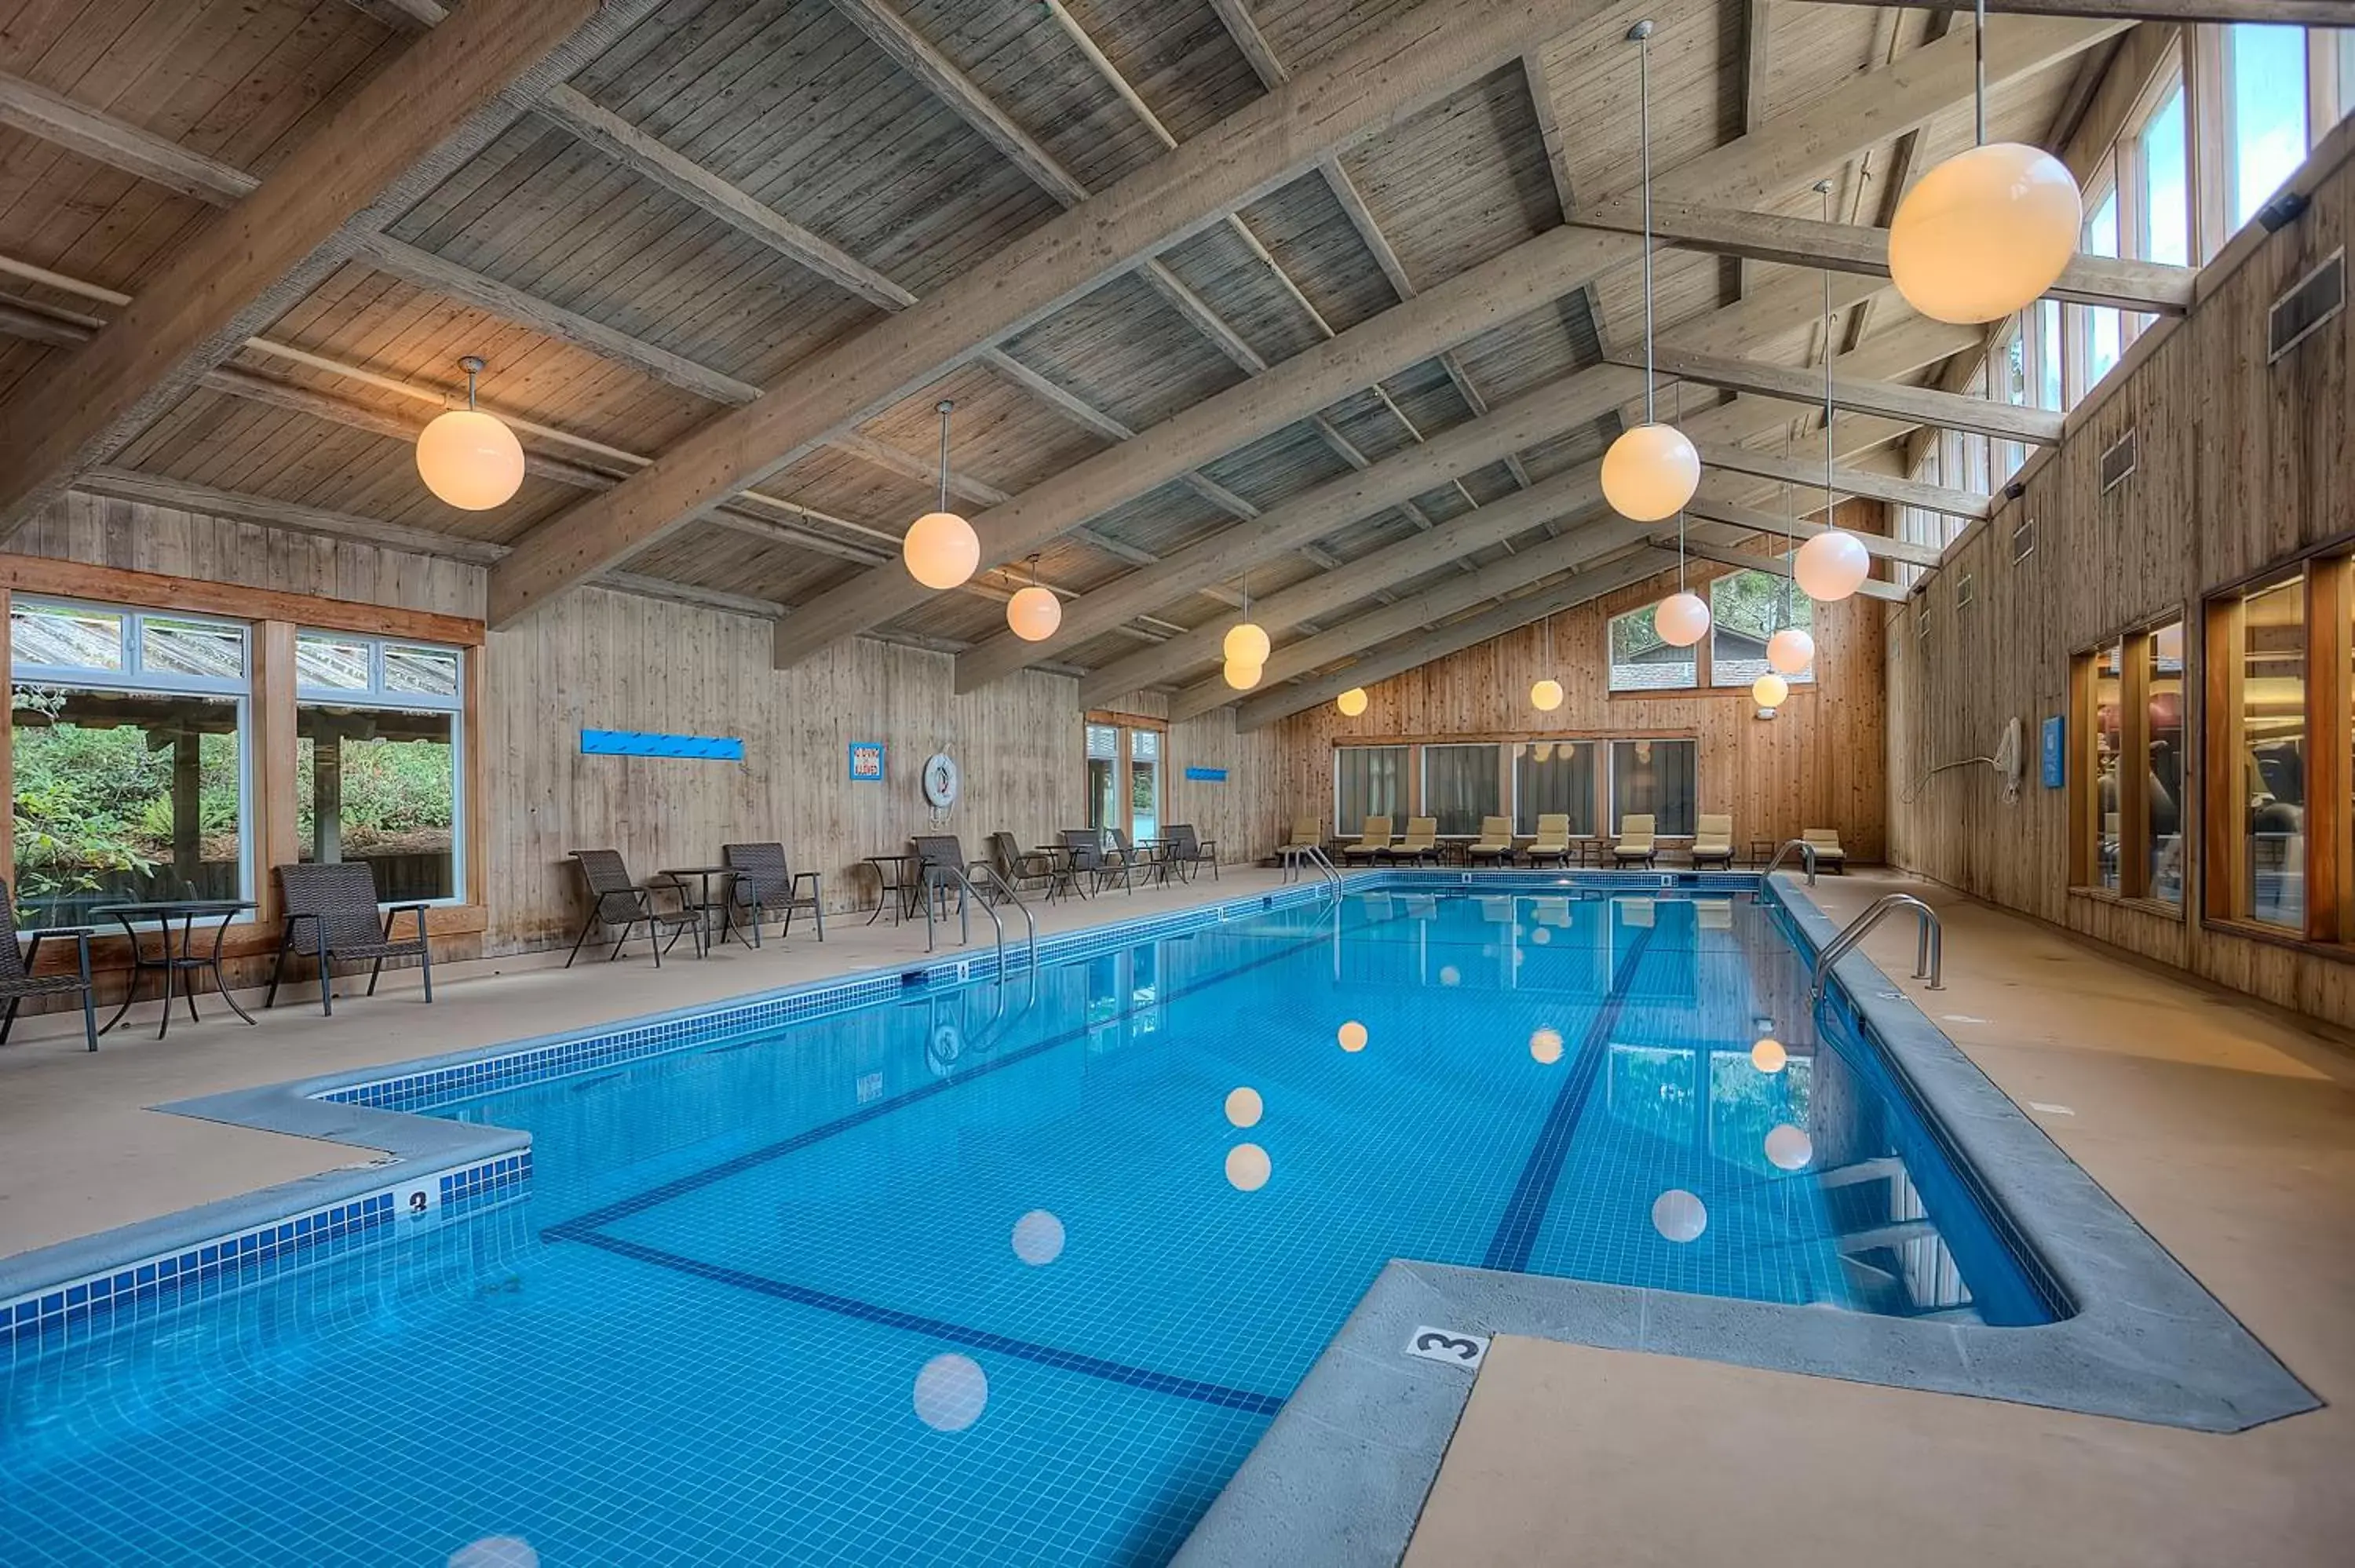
[{"left": 1128, "top": 728, "right": 1161, "bottom": 844}]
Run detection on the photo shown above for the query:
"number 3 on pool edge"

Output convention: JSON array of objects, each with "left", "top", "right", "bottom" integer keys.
[{"left": 1416, "top": 1331, "right": 1480, "bottom": 1361}]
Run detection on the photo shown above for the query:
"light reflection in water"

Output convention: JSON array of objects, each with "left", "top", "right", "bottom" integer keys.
[
  {"left": 1651, "top": 1189, "right": 1707, "bottom": 1242},
  {"left": 1337, "top": 1020, "right": 1368, "bottom": 1052},
  {"left": 1529, "top": 1027, "right": 1564, "bottom": 1064},
  {"left": 913, "top": 1354, "right": 990, "bottom": 1432},
  {"left": 1765, "top": 1124, "right": 1814, "bottom": 1171},
  {"left": 1011, "top": 1210, "right": 1065, "bottom": 1266},
  {"left": 449, "top": 1538, "right": 538, "bottom": 1568},
  {"left": 1225, "top": 1086, "right": 1263, "bottom": 1128},
  {"left": 1751, "top": 1037, "right": 1787, "bottom": 1074},
  {"left": 1225, "top": 1143, "right": 1272, "bottom": 1191}
]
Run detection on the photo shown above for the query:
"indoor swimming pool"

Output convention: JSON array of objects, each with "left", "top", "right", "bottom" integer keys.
[{"left": 0, "top": 887, "right": 2053, "bottom": 1566}]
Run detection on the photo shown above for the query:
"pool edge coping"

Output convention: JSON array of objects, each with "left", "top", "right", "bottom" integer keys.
[{"left": 1169, "top": 871, "right": 2323, "bottom": 1568}]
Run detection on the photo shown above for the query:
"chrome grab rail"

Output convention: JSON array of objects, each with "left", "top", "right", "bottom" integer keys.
[
  {"left": 920, "top": 862, "right": 1038, "bottom": 982},
  {"left": 1763, "top": 838, "right": 1819, "bottom": 885},
  {"left": 1280, "top": 842, "right": 1343, "bottom": 889},
  {"left": 1811, "top": 892, "right": 1943, "bottom": 1005}
]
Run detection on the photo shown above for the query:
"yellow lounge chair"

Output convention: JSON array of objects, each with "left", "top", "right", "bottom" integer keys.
[
  {"left": 1612, "top": 814, "right": 1658, "bottom": 867},
  {"left": 1283, "top": 815, "right": 1323, "bottom": 850},
  {"left": 1465, "top": 815, "right": 1514, "bottom": 866},
  {"left": 1527, "top": 813, "right": 1572, "bottom": 866},
  {"left": 1342, "top": 815, "right": 1394, "bottom": 862},
  {"left": 1802, "top": 827, "right": 1848, "bottom": 873},
  {"left": 1384, "top": 817, "right": 1440, "bottom": 865},
  {"left": 1691, "top": 813, "right": 1735, "bottom": 869}
]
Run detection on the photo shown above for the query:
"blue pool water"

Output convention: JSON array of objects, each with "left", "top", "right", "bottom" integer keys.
[{"left": 0, "top": 890, "right": 2051, "bottom": 1566}]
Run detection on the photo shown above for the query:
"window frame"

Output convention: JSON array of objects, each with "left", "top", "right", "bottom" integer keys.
[
  {"left": 1606, "top": 736, "right": 1700, "bottom": 839},
  {"left": 294, "top": 628, "right": 469, "bottom": 909},
  {"left": 1083, "top": 710, "right": 1167, "bottom": 846}
]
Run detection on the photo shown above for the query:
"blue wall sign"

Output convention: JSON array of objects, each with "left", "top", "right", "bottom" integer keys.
[
  {"left": 2039, "top": 714, "right": 2065, "bottom": 789},
  {"left": 848, "top": 742, "right": 885, "bottom": 782},
  {"left": 581, "top": 728, "right": 745, "bottom": 761},
  {"left": 1183, "top": 766, "right": 1228, "bottom": 782}
]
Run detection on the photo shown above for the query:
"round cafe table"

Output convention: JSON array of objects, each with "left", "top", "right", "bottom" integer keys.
[{"left": 91, "top": 899, "right": 258, "bottom": 1041}]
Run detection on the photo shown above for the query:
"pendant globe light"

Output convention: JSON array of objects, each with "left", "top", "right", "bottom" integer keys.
[
  {"left": 1765, "top": 476, "right": 1816, "bottom": 675},
  {"left": 1223, "top": 658, "right": 1263, "bottom": 691},
  {"left": 1335, "top": 687, "right": 1368, "bottom": 717},
  {"left": 1795, "top": 193, "right": 1873, "bottom": 605},
  {"left": 1751, "top": 672, "right": 1790, "bottom": 710},
  {"left": 1889, "top": 0, "right": 2081, "bottom": 325},
  {"left": 903, "top": 400, "right": 981, "bottom": 590},
  {"left": 1006, "top": 554, "right": 1061, "bottom": 641},
  {"left": 1223, "top": 571, "right": 1271, "bottom": 666},
  {"left": 1530, "top": 613, "right": 1565, "bottom": 712},
  {"left": 1600, "top": 20, "right": 1700, "bottom": 525},
  {"left": 415, "top": 356, "right": 524, "bottom": 511},
  {"left": 1652, "top": 391, "right": 1711, "bottom": 648}
]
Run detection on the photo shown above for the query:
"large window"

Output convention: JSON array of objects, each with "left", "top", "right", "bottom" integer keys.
[
  {"left": 1421, "top": 743, "right": 1500, "bottom": 835},
  {"left": 1334, "top": 745, "right": 1407, "bottom": 830},
  {"left": 2223, "top": 24, "right": 2312, "bottom": 229},
  {"left": 2148, "top": 623, "right": 2187, "bottom": 905},
  {"left": 9, "top": 600, "right": 252, "bottom": 925},
  {"left": 2069, "top": 620, "right": 2191, "bottom": 907},
  {"left": 1514, "top": 740, "right": 1596, "bottom": 836},
  {"left": 1608, "top": 604, "right": 1696, "bottom": 693},
  {"left": 1086, "top": 717, "right": 1163, "bottom": 844},
  {"left": 2235, "top": 576, "right": 2308, "bottom": 929},
  {"left": 1708, "top": 567, "right": 1814, "bottom": 689},
  {"left": 1608, "top": 738, "right": 1696, "bottom": 837},
  {"left": 294, "top": 632, "right": 465, "bottom": 905}
]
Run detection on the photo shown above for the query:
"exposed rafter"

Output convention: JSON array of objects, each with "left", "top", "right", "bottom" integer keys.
[
  {"left": 0, "top": 73, "right": 259, "bottom": 205},
  {"left": 1664, "top": 534, "right": 1908, "bottom": 600},
  {"left": 1619, "top": 344, "right": 2066, "bottom": 445},
  {"left": 1803, "top": 0, "right": 2347, "bottom": 21},
  {"left": 1696, "top": 440, "right": 1992, "bottom": 522},
  {"left": 0, "top": 0, "right": 669, "bottom": 533}
]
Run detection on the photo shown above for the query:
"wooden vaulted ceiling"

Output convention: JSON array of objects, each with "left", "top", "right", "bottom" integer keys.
[{"left": 0, "top": 0, "right": 2169, "bottom": 719}]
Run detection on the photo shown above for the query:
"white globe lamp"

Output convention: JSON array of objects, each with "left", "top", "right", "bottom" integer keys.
[
  {"left": 1751, "top": 673, "right": 1790, "bottom": 710},
  {"left": 1891, "top": 143, "right": 2081, "bottom": 325},
  {"left": 1223, "top": 621, "right": 1271, "bottom": 666},
  {"left": 415, "top": 357, "right": 524, "bottom": 511},
  {"left": 904, "top": 399, "right": 980, "bottom": 590},
  {"left": 1223, "top": 658, "right": 1262, "bottom": 691},
  {"left": 1530, "top": 677, "right": 1565, "bottom": 713},
  {"left": 1795, "top": 530, "right": 1871, "bottom": 603},
  {"left": 1335, "top": 687, "right": 1368, "bottom": 717},
  {"left": 1766, "top": 626, "right": 1815, "bottom": 675},
  {"left": 1006, "top": 583, "right": 1060, "bottom": 641},
  {"left": 1601, "top": 423, "right": 1700, "bottom": 522},
  {"left": 1655, "top": 589, "right": 1711, "bottom": 648}
]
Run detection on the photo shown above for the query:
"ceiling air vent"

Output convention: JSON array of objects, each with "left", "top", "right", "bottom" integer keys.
[
  {"left": 2012, "top": 518, "right": 2036, "bottom": 564},
  {"left": 2098, "top": 429, "right": 2137, "bottom": 494},
  {"left": 2269, "top": 248, "right": 2345, "bottom": 364}
]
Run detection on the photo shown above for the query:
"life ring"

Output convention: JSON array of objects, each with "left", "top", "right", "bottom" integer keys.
[{"left": 922, "top": 752, "right": 961, "bottom": 810}]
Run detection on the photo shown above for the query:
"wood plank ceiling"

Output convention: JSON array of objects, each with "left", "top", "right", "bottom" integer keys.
[{"left": 0, "top": 0, "right": 2140, "bottom": 707}]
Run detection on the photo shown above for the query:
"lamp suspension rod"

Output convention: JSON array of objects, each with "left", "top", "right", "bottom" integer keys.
[
  {"left": 935, "top": 399, "right": 953, "bottom": 515},
  {"left": 460, "top": 353, "right": 484, "bottom": 409},
  {"left": 1818, "top": 181, "right": 1835, "bottom": 516},
  {"left": 1633, "top": 20, "right": 1656, "bottom": 424},
  {"left": 1974, "top": 0, "right": 1987, "bottom": 148}
]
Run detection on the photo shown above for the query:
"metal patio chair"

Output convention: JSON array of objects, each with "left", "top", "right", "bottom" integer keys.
[
  {"left": 0, "top": 881, "right": 98, "bottom": 1052},
  {"left": 1161, "top": 823, "right": 1218, "bottom": 881},
  {"left": 565, "top": 850, "right": 703, "bottom": 966},
  {"left": 724, "top": 842, "right": 826, "bottom": 946},
  {"left": 1061, "top": 829, "right": 1127, "bottom": 895},
  {"left": 266, "top": 862, "right": 434, "bottom": 1016}
]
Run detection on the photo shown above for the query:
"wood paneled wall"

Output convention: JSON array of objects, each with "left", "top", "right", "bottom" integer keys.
[
  {"left": 1886, "top": 123, "right": 2355, "bottom": 1026},
  {"left": 9, "top": 492, "right": 1286, "bottom": 961},
  {"left": 1269, "top": 520, "right": 1890, "bottom": 857}
]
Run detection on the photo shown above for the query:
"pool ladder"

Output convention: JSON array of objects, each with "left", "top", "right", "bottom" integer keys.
[
  {"left": 920, "top": 863, "right": 1039, "bottom": 980},
  {"left": 1281, "top": 844, "right": 1344, "bottom": 892},
  {"left": 1810, "top": 893, "right": 1942, "bottom": 1005},
  {"left": 1762, "top": 837, "right": 1819, "bottom": 884}
]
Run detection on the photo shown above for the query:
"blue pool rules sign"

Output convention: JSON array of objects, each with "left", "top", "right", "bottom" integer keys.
[{"left": 2040, "top": 715, "right": 2065, "bottom": 788}]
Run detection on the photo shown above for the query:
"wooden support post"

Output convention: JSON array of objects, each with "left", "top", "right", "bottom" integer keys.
[
  {"left": 2306, "top": 558, "right": 2350, "bottom": 942},
  {"left": 2202, "top": 597, "right": 2245, "bottom": 924}
]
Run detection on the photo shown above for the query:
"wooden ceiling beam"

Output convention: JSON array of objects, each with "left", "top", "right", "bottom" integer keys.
[
  {"left": 490, "top": 0, "right": 1589, "bottom": 630},
  {"left": 1231, "top": 548, "right": 1678, "bottom": 730},
  {"left": 1682, "top": 490, "right": 1943, "bottom": 568},
  {"left": 1619, "top": 343, "right": 2065, "bottom": 445},
  {"left": 1801, "top": 0, "right": 2347, "bottom": 22},
  {"left": 1576, "top": 197, "right": 2195, "bottom": 315},
  {"left": 0, "top": 72, "right": 260, "bottom": 205},
  {"left": 1696, "top": 439, "right": 1992, "bottom": 521},
  {"left": 1083, "top": 463, "right": 1608, "bottom": 706},
  {"left": 339, "top": 0, "right": 447, "bottom": 29},
  {"left": 0, "top": 0, "right": 666, "bottom": 535},
  {"left": 1665, "top": 533, "right": 1909, "bottom": 600}
]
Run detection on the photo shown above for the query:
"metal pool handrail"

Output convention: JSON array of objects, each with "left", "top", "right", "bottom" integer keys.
[
  {"left": 1811, "top": 892, "right": 1943, "bottom": 1005},
  {"left": 1764, "top": 837, "right": 1819, "bottom": 884},
  {"left": 920, "top": 863, "right": 1035, "bottom": 980}
]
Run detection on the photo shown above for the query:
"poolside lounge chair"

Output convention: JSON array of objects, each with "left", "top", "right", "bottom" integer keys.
[
  {"left": 0, "top": 881, "right": 98, "bottom": 1052},
  {"left": 1161, "top": 824, "right": 1218, "bottom": 881},
  {"left": 986, "top": 832, "right": 1058, "bottom": 899},
  {"left": 1109, "top": 828, "right": 1160, "bottom": 889},
  {"left": 1690, "top": 814, "right": 1736, "bottom": 869},
  {"left": 911, "top": 835, "right": 997, "bottom": 913},
  {"left": 1802, "top": 827, "right": 1849, "bottom": 873},
  {"left": 1061, "top": 829, "right": 1128, "bottom": 895},
  {"left": 268, "top": 861, "right": 433, "bottom": 1012},
  {"left": 724, "top": 842, "right": 825, "bottom": 946},
  {"left": 1341, "top": 815, "right": 1393, "bottom": 862},
  {"left": 1612, "top": 815, "right": 1659, "bottom": 868},
  {"left": 1382, "top": 817, "right": 1440, "bottom": 865},
  {"left": 1526, "top": 814, "right": 1572, "bottom": 867},
  {"left": 1465, "top": 816, "right": 1514, "bottom": 866},
  {"left": 564, "top": 850, "right": 703, "bottom": 967},
  {"left": 1283, "top": 815, "right": 1323, "bottom": 851}
]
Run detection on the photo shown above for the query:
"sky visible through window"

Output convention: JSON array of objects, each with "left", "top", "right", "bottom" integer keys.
[{"left": 2229, "top": 25, "right": 2309, "bottom": 227}]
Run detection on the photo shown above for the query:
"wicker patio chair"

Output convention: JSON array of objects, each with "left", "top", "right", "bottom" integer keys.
[
  {"left": 724, "top": 842, "right": 825, "bottom": 946},
  {"left": 1108, "top": 827, "right": 1156, "bottom": 892},
  {"left": 1161, "top": 823, "right": 1218, "bottom": 881},
  {"left": 987, "top": 831, "right": 1057, "bottom": 899},
  {"left": 266, "top": 862, "right": 433, "bottom": 1016},
  {"left": 1059, "top": 829, "right": 1126, "bottom": 895},
  {"left": 564, "top": 850, "right": 703, "bottom": 967},
  {"left": 0, "top": 881, "right": 98, "bottom": 1052}
]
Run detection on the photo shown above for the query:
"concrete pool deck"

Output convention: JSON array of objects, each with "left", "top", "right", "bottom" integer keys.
[
  {"left": 1404, "top": 870, "right": 2355, "bottom": 1568},
  {"left": 0, "top": 866, "right": 1302, "bottom": 1259}
]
